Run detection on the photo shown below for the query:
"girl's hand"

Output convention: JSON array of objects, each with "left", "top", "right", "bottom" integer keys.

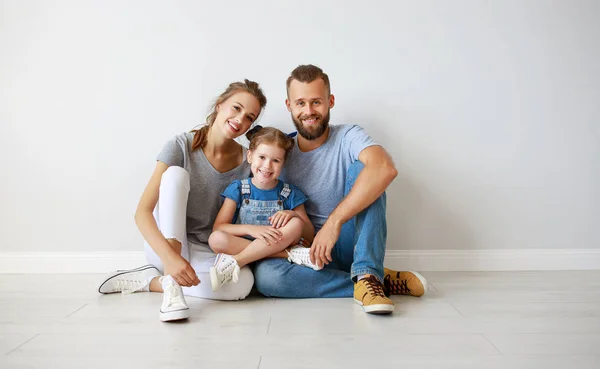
[
  {"left": 164, "top": 254, "right": 200, "bottom": 287},
  {"left": 269, "top": 210, "right": 298, "bottom": 229},
  {"left": 248, "top": 225, "right": 282, "bottom": 245}
]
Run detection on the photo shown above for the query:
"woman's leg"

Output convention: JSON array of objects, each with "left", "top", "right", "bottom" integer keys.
[{"left": 144, "top": 166, "right": 191, "bottom": 278}]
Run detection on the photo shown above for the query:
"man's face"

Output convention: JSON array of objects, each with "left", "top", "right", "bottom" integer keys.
[{"left": 286, "top": 79, "right": 334, "bottom": 140}]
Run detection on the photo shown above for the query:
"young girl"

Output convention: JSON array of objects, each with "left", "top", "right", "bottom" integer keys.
[{"left": 208, "top": 126, "right": 321, "bottom": 291}]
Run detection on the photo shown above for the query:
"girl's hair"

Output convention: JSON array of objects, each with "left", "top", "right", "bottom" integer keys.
[
  {"left": 191, "top": 79, "right": 267, "bottom": 151},
  {"left": 246, "top": 126, "right": 294, "bottom": 161}
]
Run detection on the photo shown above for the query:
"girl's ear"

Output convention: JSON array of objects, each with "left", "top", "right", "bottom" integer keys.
[{"left": 247, "top": 150, "right": 252, "bottom": 163}]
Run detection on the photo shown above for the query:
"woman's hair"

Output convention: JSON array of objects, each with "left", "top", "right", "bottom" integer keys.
[
  {"left": 246, "top": 126, "right": 294, "bottom": 161},
  {"left": 191, "top": 79, "right": 267, "bottom": 151}
]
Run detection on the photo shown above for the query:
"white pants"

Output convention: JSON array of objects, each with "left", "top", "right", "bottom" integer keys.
[{"left": 144, "top": 166, "right": 254, "bottom": 300}]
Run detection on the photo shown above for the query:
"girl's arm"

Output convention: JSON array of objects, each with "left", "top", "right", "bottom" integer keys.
[
  {"left": 134, "top": 161, "right": 199, "bottom": 286},
  {"left": 213, "top": 199, "right": 282, "bottom": 242}
]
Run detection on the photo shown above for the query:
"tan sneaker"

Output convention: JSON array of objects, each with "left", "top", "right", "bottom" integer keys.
[
  {"left": 353, "top": 275, "right": 395, "bottom": 314},
  {"left": 384, "top": 268, "right": 427, "bottom": 297}
]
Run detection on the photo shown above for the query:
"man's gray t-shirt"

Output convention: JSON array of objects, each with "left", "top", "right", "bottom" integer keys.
[
  {"left": 157, "top": 132, "right": 251, "bottom": 248},
  {"left": 280, "top": 124, "right": 377, "bottom": 231}
]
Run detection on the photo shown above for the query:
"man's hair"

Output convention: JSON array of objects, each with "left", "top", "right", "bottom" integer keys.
[{"left": 286, "top": 64, "right": 331, "bottom": 96}]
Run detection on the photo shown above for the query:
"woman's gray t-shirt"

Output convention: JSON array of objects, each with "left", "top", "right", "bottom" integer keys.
[{"left": 157, "top": 132, "right": 251, "bottom": 247}]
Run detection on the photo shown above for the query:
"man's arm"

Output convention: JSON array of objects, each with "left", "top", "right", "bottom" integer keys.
[
  {"left": 329, "top": 145, "right": 397, "bottom": 227},
  {"left": 310, "top": 145, "right": 398, "bottom": 267}
]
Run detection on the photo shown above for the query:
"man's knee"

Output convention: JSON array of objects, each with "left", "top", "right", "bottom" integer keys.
[{"left": 347, "top": 160, "right": 365, "bottom": 179}]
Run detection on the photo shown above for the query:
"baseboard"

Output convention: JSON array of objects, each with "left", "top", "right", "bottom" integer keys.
[
  {"left": 0, "top": 249, "right": 599, "bottom": 273},
  {"left": 384, "top": 249, "right": 600, "bottom": 271},
  {"left": 0, "top": 252, "right": 147, "bottom": 274}
]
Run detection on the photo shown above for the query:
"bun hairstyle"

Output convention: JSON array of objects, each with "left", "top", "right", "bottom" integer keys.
[{"left": 246, "top": 125, "right": 294, "bottom": 161}]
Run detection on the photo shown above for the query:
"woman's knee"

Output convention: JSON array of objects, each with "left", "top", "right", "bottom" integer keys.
[{"left": 161, "top": 166, "right": 190, "bottom": 191}]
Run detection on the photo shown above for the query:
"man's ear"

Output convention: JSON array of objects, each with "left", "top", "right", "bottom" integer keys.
[
  {"left": 285, "top": 99, "right": 291, "bottom": 112},
  {"left": 329, "top": 94, "right": 335, "bottom": 109}
]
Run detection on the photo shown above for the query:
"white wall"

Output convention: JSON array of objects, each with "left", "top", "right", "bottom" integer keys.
[{"left": 1, "top": 0, "right": 599, "bottom": 253}]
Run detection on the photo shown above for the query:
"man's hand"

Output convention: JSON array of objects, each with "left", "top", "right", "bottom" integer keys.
[
  {"left": 269, "top": 210, "right": 298, "bottom": 229},
  {"left": 309, "top": 222, "right": 341, "bottom": 268}
]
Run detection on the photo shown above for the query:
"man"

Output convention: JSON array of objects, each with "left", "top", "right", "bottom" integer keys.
[{"left": 252, "top": 65, "right": 427, "bottom": 314}]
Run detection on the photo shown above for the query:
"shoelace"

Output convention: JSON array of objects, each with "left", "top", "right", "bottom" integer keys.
[
  {"left": 163, "top": 282, "right": 186, "bottom": 307},
  {"left": 217, "top": 256, "right": 239, "bottom": 283},
  {"left": 384, "top": 274, "right": 411, "bottom": 296},
  {"left": 113, "top": 279, "right": 147, "bottom": 295},
  {"left": 287, "top": 247, "right": 313, "bottom": 266},
  {"left": 362, "top": 275, "right": 386, "bottom": 297}
]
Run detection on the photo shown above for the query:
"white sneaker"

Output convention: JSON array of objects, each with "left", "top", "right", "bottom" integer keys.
[
  {"left": 159, "top": 275, "right": 190, "bottom": 322},
  {"left": 286, "top": 246, "right": 323, "bottom": 271},
  {"left": 209, "top": 254, "right": 240, "bottom": 291},
  {"left": 98, "top": 265, "right": 161, "bottom": 294}
]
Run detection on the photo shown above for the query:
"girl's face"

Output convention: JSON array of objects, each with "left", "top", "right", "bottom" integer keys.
[
  {"left": 247, "top": 143, "right": 286, "bottom": 188},
  {"left": 215, "top": 92, "right": 261, "bottom": 139}
]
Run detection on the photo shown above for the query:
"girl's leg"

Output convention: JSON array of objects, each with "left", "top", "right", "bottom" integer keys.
[
  {"left": 209, "top": 217, "right": 303, "bottom": 267},
  {"left": 234, "top": 217, "right": 303, "bottom": 267}
]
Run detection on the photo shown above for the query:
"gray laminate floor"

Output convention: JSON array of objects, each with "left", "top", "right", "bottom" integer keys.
[{"left": 1, "top": 271, "right": 600, "bottom": 368}]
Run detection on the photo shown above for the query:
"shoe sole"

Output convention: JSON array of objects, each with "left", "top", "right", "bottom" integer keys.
[
  {"left": 209, "top": 266, "right": 220, "bottom": 292},
  {"left": 354, "top": 299, "right": 395, "bottom": 314},
  {"left": 116, "top": 264, "right": 156, "bottom": 273},
  {"left": 410, "top": 271, "right": 429, "bottom": 294},
  {"left": 160, "top": 308, "right": 189, "bottom": 322},
  {"left": 97, "top": 265, "right": 159, "bottom": 294}
]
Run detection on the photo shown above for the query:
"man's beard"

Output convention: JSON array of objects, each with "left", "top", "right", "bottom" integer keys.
[{"left": 292, "top": 110, "right": 331, "bottom": 140}]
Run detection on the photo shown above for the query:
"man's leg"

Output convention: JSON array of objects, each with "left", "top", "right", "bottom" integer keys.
[
  {"left": 335, "top": 161, "right": 387, "bottom": 282},
  {"left": 339, "top": 161, "right": 427, "bottom": 297},
  {"left": 253, "top": 258, "right": 353, "bottom": 298}
]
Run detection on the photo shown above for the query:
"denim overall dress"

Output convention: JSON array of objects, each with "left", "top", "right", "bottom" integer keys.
[{"left": 238, "top": 179, "right": 292, "bottom": 226}]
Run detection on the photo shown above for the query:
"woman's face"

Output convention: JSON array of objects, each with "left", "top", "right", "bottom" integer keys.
[{"left": 215, "top": 91, "right": 261, "bottom": 139}]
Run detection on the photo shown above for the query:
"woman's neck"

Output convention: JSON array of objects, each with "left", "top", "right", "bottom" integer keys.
[{"left": 204, "top": 126, "right": 239, "bottom": 157}]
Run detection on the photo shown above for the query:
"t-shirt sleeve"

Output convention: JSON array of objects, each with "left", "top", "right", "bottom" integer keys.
[
  {"left": 156, "top": 135, "right": 185, "bottom": 167},
  {"left": 285, "top": 184, "right": 308, "bottom": 210},
  {"left": 343, "top": 125, "right": 378, "bottom": 161},
  {"left": 221, "top": 180, "right": 242, "bottom": 207}
]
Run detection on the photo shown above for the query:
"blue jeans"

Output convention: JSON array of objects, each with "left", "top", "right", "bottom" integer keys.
[{"left": 253, "top": 161, "right": 387, "bottom": 298}]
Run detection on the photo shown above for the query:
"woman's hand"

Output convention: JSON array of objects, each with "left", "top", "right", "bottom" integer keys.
[
  {"left": 247, "top": 225, "right": 283, "bottom": 245},
  {"left": 269, "top": 210, "right": 298, "bottom": 229},
  {"left": 164, "top": 254, "right": 200, "bottom": 287}
]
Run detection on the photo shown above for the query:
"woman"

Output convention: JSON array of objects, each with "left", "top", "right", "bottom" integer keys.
[{"left": 98, "top": 79, "right": 267, "bottom": 321}]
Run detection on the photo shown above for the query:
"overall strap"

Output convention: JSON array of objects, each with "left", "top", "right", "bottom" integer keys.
[
  {"left": 279, "top": 183, "right": 291, "bottom": 200},
  {"left": 240, "top": 179, "right": 251, "bottom": 202}
]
